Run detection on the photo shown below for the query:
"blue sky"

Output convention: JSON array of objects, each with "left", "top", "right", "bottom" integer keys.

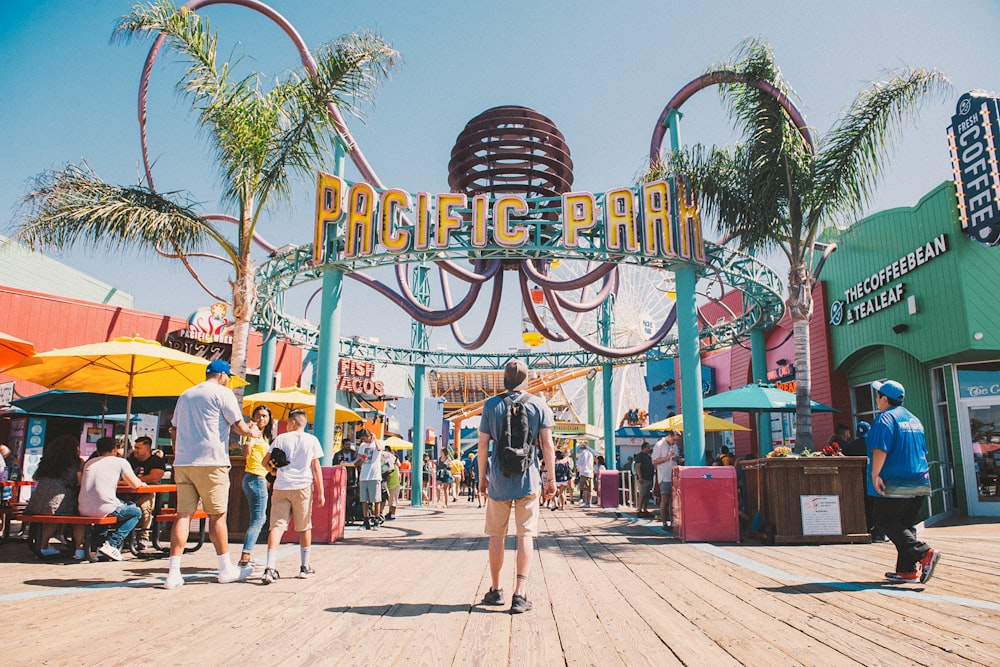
[{"left": 1, "top": 0, "right": 998, "bottom": 353}]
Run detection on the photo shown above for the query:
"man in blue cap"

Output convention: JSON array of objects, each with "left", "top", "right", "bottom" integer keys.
[
  {"left": 164, "top": 359, "right": 260, "bottom": 589},
  {"left": 868, "top": 380, "right": 940, "bottom": 584}
]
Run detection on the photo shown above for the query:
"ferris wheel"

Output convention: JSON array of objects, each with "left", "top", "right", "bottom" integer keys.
[{"left": 521, "top": 260, "right": 677, "bottom": 431}]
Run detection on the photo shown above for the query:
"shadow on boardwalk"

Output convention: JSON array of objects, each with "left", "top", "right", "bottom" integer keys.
[{"left": 1, "top": 503, "right": 998, "bottom": 666}]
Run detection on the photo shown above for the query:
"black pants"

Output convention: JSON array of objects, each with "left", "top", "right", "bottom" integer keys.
[{"left": 872, "top": 495, "right": 931, "bottom": 573}]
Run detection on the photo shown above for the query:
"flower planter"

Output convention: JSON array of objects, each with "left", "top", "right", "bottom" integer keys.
[{"left": 738, "top": 456, "right": 870, "bottom": 544}]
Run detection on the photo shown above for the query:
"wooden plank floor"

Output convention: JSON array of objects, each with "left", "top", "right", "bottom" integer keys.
[{"left": 1, "top": 502, "right": 998, "bottom": 666}]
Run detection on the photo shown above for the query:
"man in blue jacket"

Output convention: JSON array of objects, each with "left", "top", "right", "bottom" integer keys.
[{"left": 867, "top": 380, "right": 940, "bottom": 584}]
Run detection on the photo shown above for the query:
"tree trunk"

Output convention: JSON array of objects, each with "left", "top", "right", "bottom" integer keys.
[
  {"left": 787, "top": 262, "right": 814, "bottom": 451},
  {"left": 228, "top": 255, "right": 256, "bottom": 402}
]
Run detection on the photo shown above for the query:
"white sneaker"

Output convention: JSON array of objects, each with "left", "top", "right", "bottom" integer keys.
[
  {"left": 98, "top": 543, "right": 123, "bottom": 561},
  {"left": 162, "top": 572, "right": 185, "bottom": 590},
  {"left": 218, "top": 565, "right": 250, "bottom": 584}
]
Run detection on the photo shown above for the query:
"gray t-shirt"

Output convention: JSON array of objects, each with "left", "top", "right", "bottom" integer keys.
[
  {"left": 78, "top": 456, "right": 131, "bottom": 517},
  {"left": 172, "top": 380, "right": 243, "bottom": 466},
  {"left": 479, "top": 391, "right": 554, "bottom": 501}
]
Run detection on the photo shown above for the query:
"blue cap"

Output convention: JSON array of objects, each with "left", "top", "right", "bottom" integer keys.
[
  {"left": 872, "top": 380, "right": 904, "bottom": 402},
  {"left": 856, "top": 421, "right": 870, "bottom": 436},
  {"left": 206, "top": 359, "right": 232, "bottom": 375}
]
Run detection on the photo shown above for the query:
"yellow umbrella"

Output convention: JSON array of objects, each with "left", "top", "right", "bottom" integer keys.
[
  {"left": 647, "top": 413, "right": 750, "bottom": 432},
  {"left": 5, "top": 336, "right": 223, "bottom": 445},
  {"left": 0, "top": 331, "right": 36, "bottom": 371},
  {"left": 382, "top": 435, "right": 413, "bottom": 451},
  {"left": 242, "top": 386, "right": 362, "bottom": 423}
]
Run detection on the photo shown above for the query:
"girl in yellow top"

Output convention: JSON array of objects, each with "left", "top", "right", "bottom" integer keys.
[{"left": 239, "top": 406, "right": 273, "bottom": 568}]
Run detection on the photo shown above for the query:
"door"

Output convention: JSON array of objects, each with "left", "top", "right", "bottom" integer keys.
[{"left": 959, "top": 402, "right": 1000, "bottom": 516}]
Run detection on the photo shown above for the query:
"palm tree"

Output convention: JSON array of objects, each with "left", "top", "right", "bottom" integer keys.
[
  {"left": 13, "top": 1, "right": 398, "bottom": 386},
  {"left": 649, "top": 38, "right": 948, "bottom": 449}
]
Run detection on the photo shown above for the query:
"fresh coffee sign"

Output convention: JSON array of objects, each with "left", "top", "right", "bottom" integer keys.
[{"left": 947, "top": 92, "right": 1000, "bottom": 246}]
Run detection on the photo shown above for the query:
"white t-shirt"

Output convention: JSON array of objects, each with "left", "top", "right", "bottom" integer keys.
[
  {"left": 270, "top": 430, "right": 323, "bottom": 491},
  {"left": 78, "top": 456, "right": 132, "bottom": 517},
  {"left": 577, "top": 448, "right": 595, "bottom": 477},
  {"left": 172, "top": 380, "right": 243, "bottom": 466},
  {"left": 652, "top": 438, "right": 680, "bottom": 483},
  {"left": 357, "top": 440, "right": 383, "bottom": 481}
]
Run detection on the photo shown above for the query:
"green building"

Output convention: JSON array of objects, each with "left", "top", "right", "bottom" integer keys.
[{"left": 823, "top": 182, "right": 1000, "bottom": 519}]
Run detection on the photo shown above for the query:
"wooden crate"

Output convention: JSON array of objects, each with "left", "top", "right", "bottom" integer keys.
[{"left": 739, "top": 456, "right": 870, "bottom": 544}]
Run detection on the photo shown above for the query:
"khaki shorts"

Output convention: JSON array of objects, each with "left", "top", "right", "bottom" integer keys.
[
  {"left": 269, "top": 487, "right": 313, "bottom": 532},
  {"left": 484, "top": 491, "right": 540, "bottom": 538},
  {"left": 174, "top": 465, "right": 231, "bottom": 515}
]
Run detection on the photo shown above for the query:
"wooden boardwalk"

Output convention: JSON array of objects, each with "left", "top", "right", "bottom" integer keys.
[{"left": 1, "top": 502, "right": 998, "bottom": 666}]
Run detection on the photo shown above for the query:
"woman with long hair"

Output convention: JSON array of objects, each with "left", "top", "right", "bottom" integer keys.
[
  {"left": 24, "top": 434, "right": 86, "bottom": 559},
  {"left": 437, "top": 448, "right": 453, "bottom": 508},
  {"left": 238, "top": 405, "right": 273, "bottom": 568}
]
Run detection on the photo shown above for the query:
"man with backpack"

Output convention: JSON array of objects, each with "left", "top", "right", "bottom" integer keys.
[{"left": 477, "top": 359, "right": 556, "bottom": 614}]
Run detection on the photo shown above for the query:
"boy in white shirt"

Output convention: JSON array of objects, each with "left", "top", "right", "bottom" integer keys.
[{"left": 260, "top": 409, "right": 325, "bottom": 583}]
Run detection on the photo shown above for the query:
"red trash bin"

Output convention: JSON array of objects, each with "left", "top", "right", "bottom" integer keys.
[
  {"left": 599, "top": 469, "right": 619, "bottom": 508},
  {"left": 281, "top": 465, "right": 347, "bottom": 544},
  {"left": 671, "top": 466, "right": 739, "bottom": 542}
]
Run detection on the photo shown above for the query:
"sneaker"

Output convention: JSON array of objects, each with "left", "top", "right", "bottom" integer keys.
[
  {"left": 261, "top": 567, "right": 279, "bottom": 585},
  {"left": 363, "top": 519, "right": 372, "bottom": 530},
  {"left": 134, "top": 539, "right": 148, "bottom": 552},
  {"left": 481, "top": 587, "right": 504, "bottom": 606},
  {"left": 162, "top": 572, "right": 185, "bottom": 590},
  {"left": 218, "top": 565, "right": 250, "bottom": 584},
  {"left": 919, "top": 549, "right": 941, "bottom": 584},
  {"left": 73, "top": 549, "right": 86, "bottom": 561},
  {"left": 871, "top": 532, "right": 890, "bottom": 543},
  {"left": 510, "top": 594, "right": 533, "bottom": 614},
  {"left": 39, "top": 547, "right": 61, "bottom": 557},
  {"left": 386, "top": 515, "right": 396, "bottom": 521},
  {"left": 298, "top": 565, "right": 316, "bottom": 579},
  {"left": 98, "top": 543, "right": 123, "bottom": 561},
  {"left": 884, "top": 571, "right": 919, "bottom": 584}
]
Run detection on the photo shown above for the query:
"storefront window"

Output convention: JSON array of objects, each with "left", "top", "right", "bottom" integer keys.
[
  {"left": 851, "top": 383, "right": 877, "bottom": 428},
  {"left": 957, "top": 362, "right": 1000, "bottom": 507}
]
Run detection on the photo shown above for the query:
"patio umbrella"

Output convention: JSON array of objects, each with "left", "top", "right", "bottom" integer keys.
[
  {"left": 702, "top": 382, "right": 838, "bottom": 413},
  {"left": 647, "top": 413, "right": 750, "bottom": 432},
  {"left": 5, "top": 336, "right": 216, "bottom": 448},
  {"left": 383, "top": 435, "right": 413, "bottom": 451},
  {"left": 0, "top": 331, "right": 35, "bottom": 371},
  {"left": 12, "top": 389, "right": 177, "bottom": 418},
  {"left": 242, "top": 386, "right": 363, "bottom": 422}
]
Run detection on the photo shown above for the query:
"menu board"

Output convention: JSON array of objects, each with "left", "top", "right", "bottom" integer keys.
[{"left": 800, "top": 494, "right": 842, "bottom": 536}]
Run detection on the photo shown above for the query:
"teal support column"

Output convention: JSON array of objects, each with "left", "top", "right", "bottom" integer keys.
[
  {"left": 750, "top": 328, "right": 773, "bottom": 456},
  {"left": 314, "top": 268, "right": 343, "bottom": 465},
  {"left": 587, "top": 372, "right": 596, "bottom": 426},
  {"left": 409, "top": 264, "right": 430, "bottom": 506},
  {"left": 675, "top": 266, "right": 705, "bottom": 465},
  {"left": 411, "top": 366, "right": 425, "bottom": 507},
  {"left": 599, "top": 300, "right": 615, "bottom": 469},
  {"left": 257, "top": 332, "right": 277, "bottom": 393},
  {"left": 602, "top": 361, "right": 614, "bottom": 469},
  {"left": 314, "top": 142, "right": 346, "bottom": 465}
]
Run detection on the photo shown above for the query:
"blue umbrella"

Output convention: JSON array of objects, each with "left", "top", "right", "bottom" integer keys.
[
  {"left": 702, "top": 382, "right": 838, "bottom": 413},
  {"left": 12, "top": 389, "right": 177, "bottom": 419}
]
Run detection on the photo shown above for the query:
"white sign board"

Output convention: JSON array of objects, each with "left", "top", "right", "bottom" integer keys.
[
  {"left": 800, "top": 494, "right": 842, "bottom": 536},
  {"left": 0, "top": 381, "right": 14, "bottom": 405}
]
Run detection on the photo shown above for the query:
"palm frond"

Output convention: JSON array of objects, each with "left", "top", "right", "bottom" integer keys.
[
  {"left": 13, "top": 163, "right": 237, "bottom": 263},
  {"left": 809, "top": 68, "right": 951, "bottom": 226}
]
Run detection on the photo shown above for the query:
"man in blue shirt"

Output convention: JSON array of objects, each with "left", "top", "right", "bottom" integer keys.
[
  {"left": 867, "top": 380, "right": 940, "bottom": 584},
  {"left": 477, "top": 359, "right": 556, "bottom": 614}
]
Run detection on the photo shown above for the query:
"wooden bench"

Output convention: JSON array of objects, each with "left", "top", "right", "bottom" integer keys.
[
  {"left": 18, "top": 514, "right": 118, "bottom": 562},
  {"left": 147, "top": 508, "right": 209, "bottom": 554}
]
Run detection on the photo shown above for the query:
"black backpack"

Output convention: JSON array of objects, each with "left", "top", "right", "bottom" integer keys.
[{"left": 497, "top": 392, "right": 534, "bottom": 477}]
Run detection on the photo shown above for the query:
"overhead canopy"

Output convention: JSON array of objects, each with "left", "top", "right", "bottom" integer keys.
[
  {"left": 383, "top": 435, "right": 413, "bottom": 451},
  {"left": 0, "top": 331, "right": 35, "bottom": 371}
]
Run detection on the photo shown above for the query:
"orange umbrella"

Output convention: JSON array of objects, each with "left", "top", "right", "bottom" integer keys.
[{"left": 0, "top": 331, "right": 35, "bottom": 371}]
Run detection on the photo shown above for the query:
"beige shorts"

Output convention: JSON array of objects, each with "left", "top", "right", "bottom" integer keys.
[
  {"left": 174, "top": 465, "right": 231, "bottom": 515},
  {"left": 269, "top": 487, "right": 313, "bottom": 532},
  {"left": 484, "top": 491, "right": 540, "bottom": 538}
]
